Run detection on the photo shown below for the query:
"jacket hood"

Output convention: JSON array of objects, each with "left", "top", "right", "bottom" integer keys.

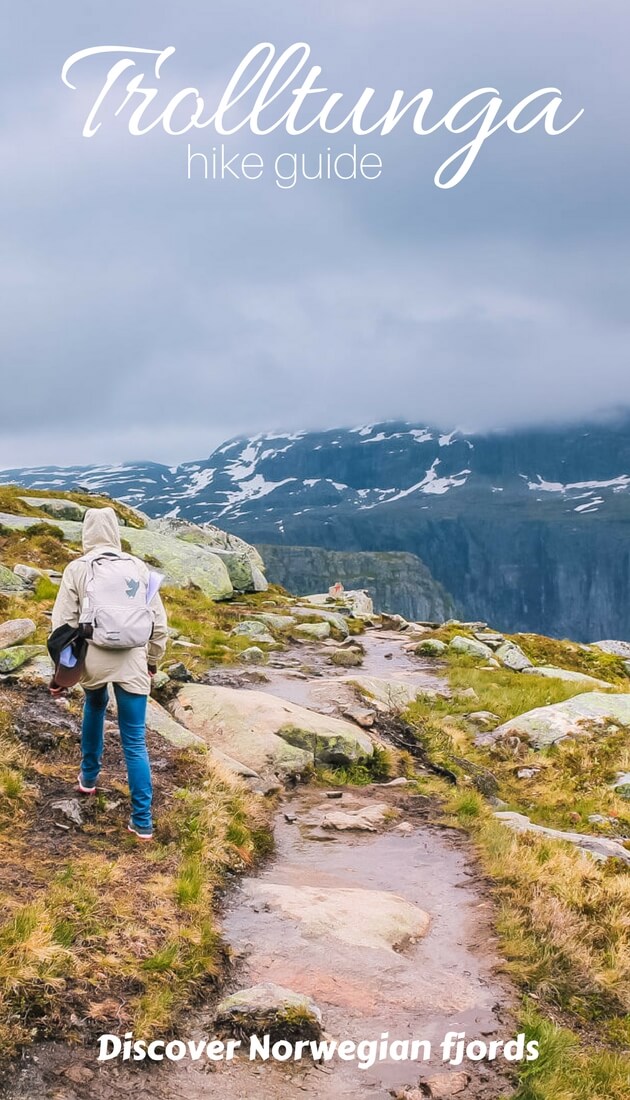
[{"left": 82, "top": 507, "right": 122, "bottom": 553}]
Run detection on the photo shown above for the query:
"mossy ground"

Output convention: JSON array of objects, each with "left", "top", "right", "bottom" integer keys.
[
  {"left": 402, "top": 640, "right": 630, "bottom": 1100},
  {"left": 0, "top": 485, "right": 144, "bottom": 528},
  {"left": 0, "top": 685, "right": 270, "bottom": 1067}
]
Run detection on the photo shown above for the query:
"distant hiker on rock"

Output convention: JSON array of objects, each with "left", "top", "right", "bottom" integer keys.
[{"left": 49, "top": 507, "right": 168, "bottom": 841}]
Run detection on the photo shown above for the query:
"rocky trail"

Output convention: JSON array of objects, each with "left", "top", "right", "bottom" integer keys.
[{"left": 3, "top": 629, "right": 516, "bottom": 1100}]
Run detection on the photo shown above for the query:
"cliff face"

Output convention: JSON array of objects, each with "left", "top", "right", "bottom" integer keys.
[
  {"left": 257, "top": 545, "right": 456, "bottom": 622},
  {"left": 3, "top": 418, "right": 630, "bottom": 639}
]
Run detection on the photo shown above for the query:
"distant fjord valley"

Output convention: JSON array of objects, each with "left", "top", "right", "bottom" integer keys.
[{"left": 3, "top": 418, "right": 630, "bottom": 642}]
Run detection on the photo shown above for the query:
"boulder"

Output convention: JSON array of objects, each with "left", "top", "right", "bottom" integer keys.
[
  {"left": 215, "top": 984, "right": 322, "bottom": 1041},
  {"left": 496, "top": 641, "right": 532, "bottom": 671},
  {"left": 484, "top": 692, "right": 630, "bottom": 749},
  {"left": 465, "top": 710, "right": 501, "bottom": 730},
  {"left": 473, "top": 632, "right": 505, "bottom": 649},
  {"left": 0, "top": 645, "right": 46, "bottom": 674},
  {"left": 13, "top": 564, "right": 46, "bottom": 585},
  {"left": 244, "top": 882, "right": 430, "bottom": 953},
  {"left": 239, "top": 646, "right": 266, "bottom": 665},
  {"left": 0, "top": 513, "right": 234, "bottom": 601},
  {"left": 293, "top": 607, "right": 349, "bottom": 637},
  {"left": 415, "top": 638, "right": 447, "bottom": 657},
  {"left": 449, "top": 635, "right": 494, "bottom": 660},
  {"left": 19, "top": 496, "right": 87, "bottom": 521},
  {"left": 342, "top": 705, "right": 376, "bottom": 728},
  {"left": 349, "top": 676, "right": 422, "bottom": 711},
  {"left": 171, "top": 684, "right": 374, "bottom": 777},
  {"left": 329, "top": 648, "right": 363, "bottom": 668},
  {"left": 495, "top": 811, "right": 630, "bottom": 863},
  {"left": 253, "top": 613, "right": 297, "bottom": 630},
  {"left": 231, "top": 621, "right": 276, "bottom": 645},
  {"left": 151, "top": 518, "right": 267, "bottom": 592},
  {"left": 0, "top": 618, "right": 37, "bottom": 648},
  {"left": 294, "top": 622, "right": 331, "bottom": 641},
  {"left": 0, "top": 564, "right": 28, "bottom": 595},
  {"left": 520, "top": 665, "right": 611, "bottom": 688},
  {"left": 381, "top": 613, "right": 409, "bottom": 631}
]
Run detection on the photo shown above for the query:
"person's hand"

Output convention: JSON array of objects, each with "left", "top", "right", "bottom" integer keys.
[
  {"left": 148, "top": 664, "right": 157, "bottom": 677},
  {"left": 49, "top": 679, "right": 66, "bottom": 697}
]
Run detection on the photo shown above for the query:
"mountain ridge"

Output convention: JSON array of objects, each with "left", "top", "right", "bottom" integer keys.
[{"left": 3, "top": 418, "right": 630, "bottom": 639}]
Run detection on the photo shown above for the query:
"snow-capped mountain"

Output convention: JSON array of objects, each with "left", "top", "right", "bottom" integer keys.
[{"left": 3, "top": 419, "right": 630, "bottom": 639}]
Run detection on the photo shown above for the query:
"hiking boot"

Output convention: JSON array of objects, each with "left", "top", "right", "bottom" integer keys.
[
  {"left": 127, "top": 818, "right": 153, "bottom": 842},
  {"left": 76, "top": 773, "right": 97, "bottom": 795}
]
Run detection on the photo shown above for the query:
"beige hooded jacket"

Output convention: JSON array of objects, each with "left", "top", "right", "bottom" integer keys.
[{"left": 51, "top": 507, "right": 168, "bottom": 695}]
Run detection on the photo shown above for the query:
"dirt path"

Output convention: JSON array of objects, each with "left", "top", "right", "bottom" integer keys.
[{"left": 3, "top": 631, "right": 516, "bottom": 1100}]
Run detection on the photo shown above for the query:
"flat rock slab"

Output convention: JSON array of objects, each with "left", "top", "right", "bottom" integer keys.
[
  {"left": 495, "top": 811, "right": 630, "bottom": 863},
  {"left": 483, "top": 691, "right": 630, "bottom": 748},
  {"left": 172, "top": 684, "right": 374, "bottom": 778},
  {"left": 593, "top": 640, "right": 630, "bottom": 658},
  {"left": 345, "top": 675, "right": 424, "bottom": 711},
  {"left": 520, "top": 665, "right": 611, "bottom": 688},
  {"left": 244, "top": 882, "right": 430, "bottom": 954},
  {"left": 320, "top": 802, "right": 392, "bottom": 832},
  {"left": 0, "top": 618, "right": 36, "bottom": 648}
]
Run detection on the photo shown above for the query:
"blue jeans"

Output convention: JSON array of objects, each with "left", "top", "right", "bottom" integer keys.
[{"left": 81, "top": 684, "right": 152, "bottom": 831}]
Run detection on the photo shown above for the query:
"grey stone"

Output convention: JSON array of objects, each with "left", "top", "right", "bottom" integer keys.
[
  {"left": 0, "top": 618, "right": 37, "bottom": 648},
  {"left": 51, "top": 799, "right": 84, "bottom": 826},
  {"left": 294, "top": 621, "right": 331, "bottom": 640},
  {"left": 215, "top": 983, "right": 322, "bottom": 1040},
  {"left": 231, "top": 620, "right": 276, "bottom": 645},
  {"left": 495, "top": 811, "right": 630, "bottom": 863},
  {"left": 520, "top": 665, "right": 610, "bottom": 688},
  {"left": 19, "top": 496, "right": 87, "bottom": 521},
  {"left": 0, "top": 563, "right": 28, "bottom": 595},
  {"left": 0, "top": 645, "right": 46, "bottom": 674},
  {"left": 415, "top": 638, "right": 448, "bottom": 657},
  {"left": 239, "top": 646, "right": 266, "bottom": 664},
  {"left": 496, "top": 641, "right": 532, "bottom": 671},
  {"left": 449, "top": 635, "right": 494, "bottom": 660},
  {"left": 487, "top": 692, "right": 630, "bottom": 749},
  {"left": 171, "top": 684, "right": 374, "bottom": 778}
]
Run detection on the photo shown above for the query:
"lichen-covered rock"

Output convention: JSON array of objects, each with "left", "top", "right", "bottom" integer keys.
[
  {"left": 0, "top": 645, "right": 47, "bottom": 674},
  {"left": 0, "top": 619, "right": 37, "bottom": 648},
  {"left": 415, "top": 638, "right": 448, "bottom": 657},
  {"left": 231, "top": 621, "right": 276, "bottom": 645},
  {"left": 449, "top": 635, "right": 494, "bottom": 660},
  {"left": 239, "top": 646, "right": 266, "bottom": 664},
  {"left": 483, "top": 692, "right": 630, "bottom": 749},
  {"left": 151, "top": 517, "right": 267, "bottom": 591},
  {"left": 171, "top": 684, "right": 374, "bottom": 777},
  {"left": 19, "top": 496, "right": 87, "bottom": 522},
  {"left": 496, "top": 640, "right": 532, "bottom": 671},
  {"left": 293, "top": 607, "right": 349, "bottom": 637},
  {"left": 329, "top": 648, "right": 363, "bottom": 668},
  {"left": 253, "top": 613, "right": 297, "bottom": 630},
  {"left": 215, "top": 983, "right": 322, "bottom": 1041},
  {"left": 294, "top": 622, "right": 331, "bottom": 640},
  {"left": 0, "top": 564, "right": 28, "bottom": 595},
  {"left": 520, "top": 665, "right": 610, "bottom": 688}
]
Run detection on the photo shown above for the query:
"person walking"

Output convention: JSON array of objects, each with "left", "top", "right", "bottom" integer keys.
[{"left": 50, "top": 506, "right": 168, "bottom": 841}]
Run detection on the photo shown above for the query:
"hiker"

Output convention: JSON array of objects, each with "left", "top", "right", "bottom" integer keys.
[{"left": 49, "top": 507, "right": 168, "bottom": 841}]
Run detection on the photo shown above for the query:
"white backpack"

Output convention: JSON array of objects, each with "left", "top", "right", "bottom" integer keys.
[{"left": 79, "top": 551, "right": 155, "bottom": 650}]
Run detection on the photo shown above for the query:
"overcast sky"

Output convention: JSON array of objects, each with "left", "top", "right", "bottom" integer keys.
[{"left": 1, "top": 1, "right": 628, "bottom": 466}]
